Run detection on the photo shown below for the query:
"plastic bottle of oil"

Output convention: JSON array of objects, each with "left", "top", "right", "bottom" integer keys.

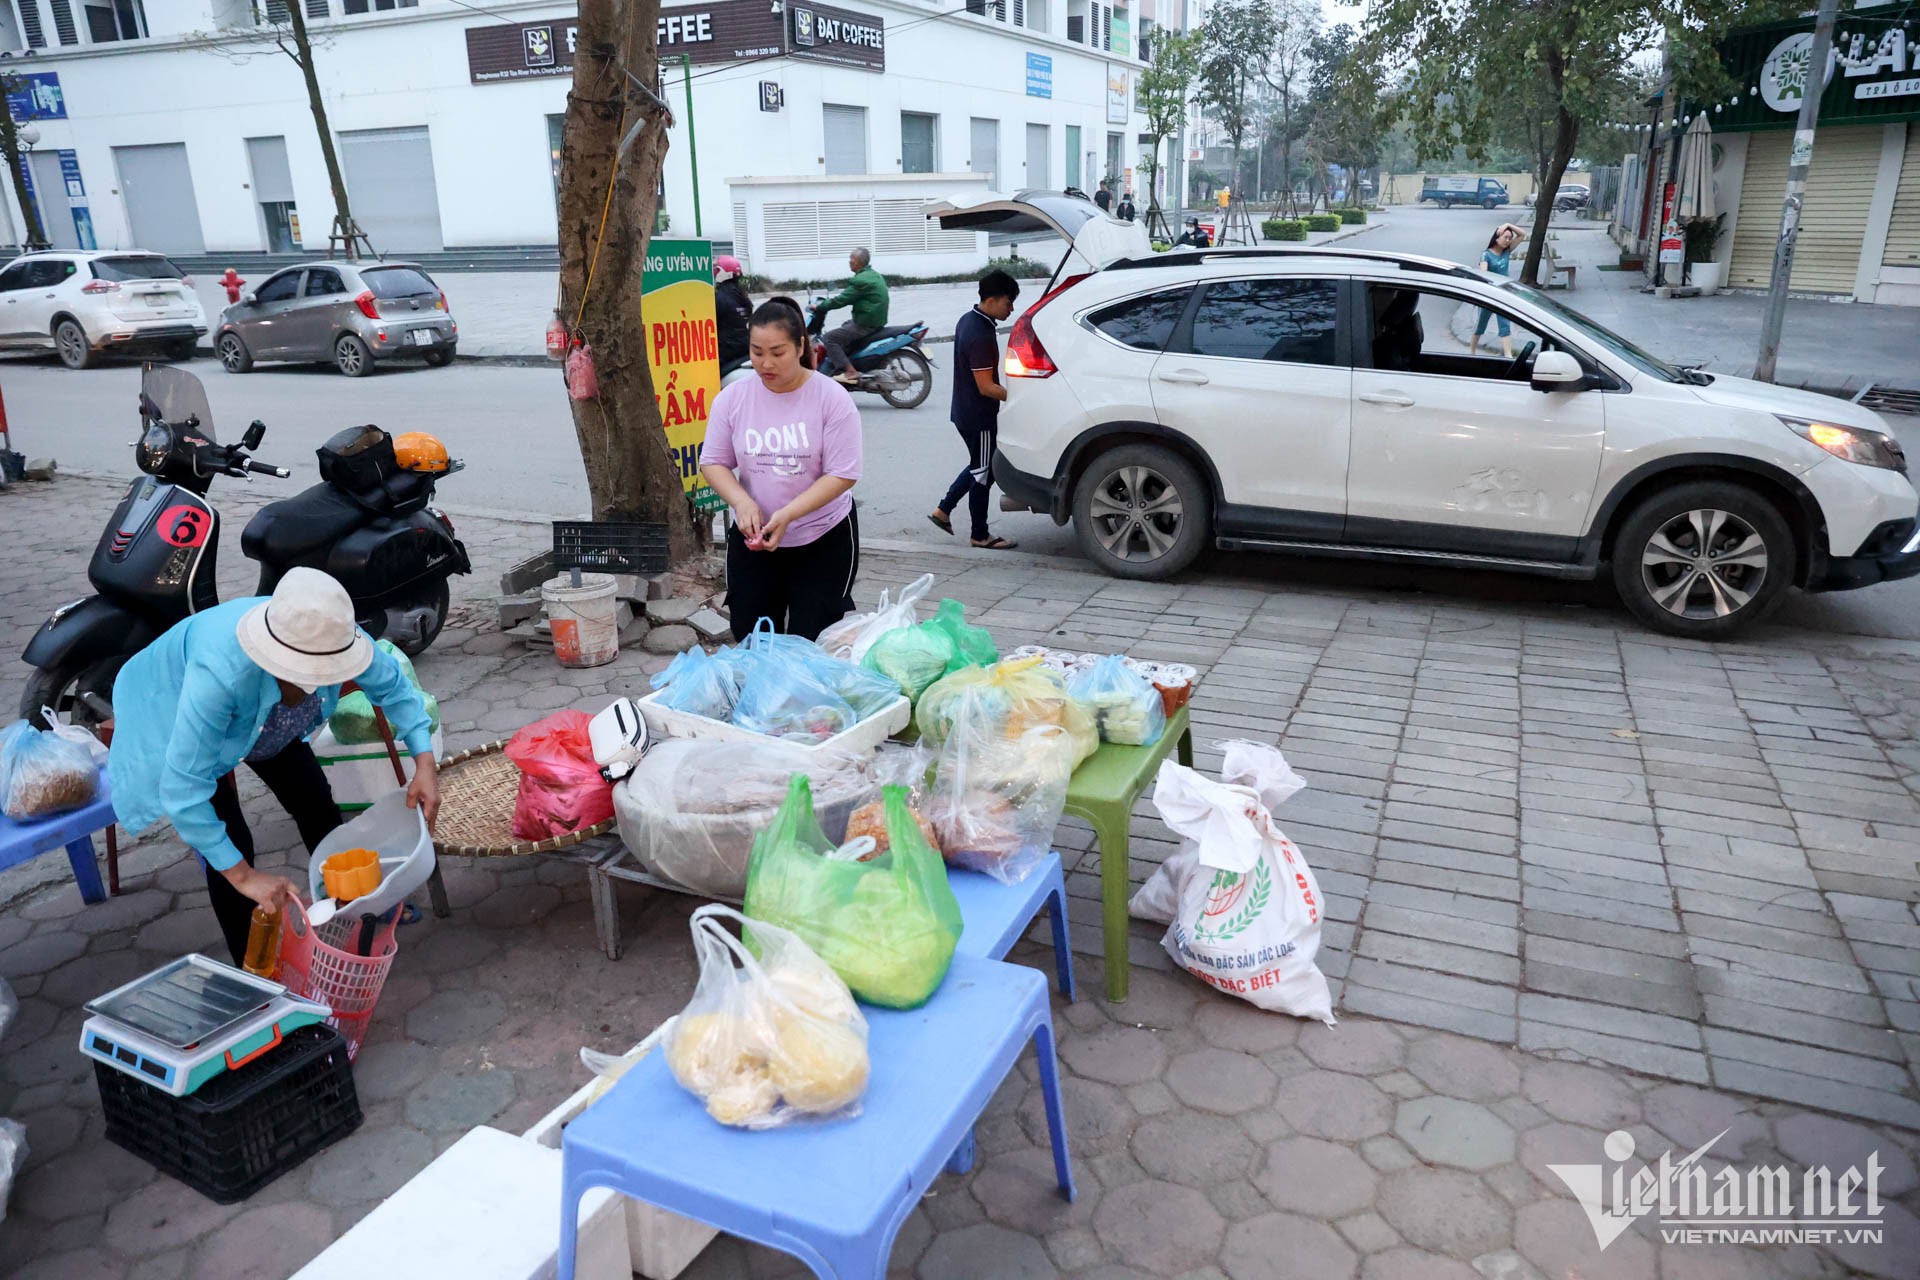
[{"left": 242, "top": 906, "right": 283, "bottom": 978}]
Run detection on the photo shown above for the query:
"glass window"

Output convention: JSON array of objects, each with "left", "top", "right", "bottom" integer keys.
[
  {"left": 305, "top": 268, "right": 346, "bottom": 296},
  {"left": 1086, "top": 286, "right": 1191, "bottom": 352},
  {"left": 255, "top": 271, "right": 302, "bottom": 303},
  {"left": 1498, "top": 279, "right": 1689, "bottom": 384},
  {"left": 91, "top": 256, "right": 184, "bottom": 282},
  {"left": 901, "top": 113, "right": 937, "bottom": 175},
  {"left": 1368, "top": 285, "right": 1553, "bottom": 381},
  {"left": 24, "top": 260, "right": 74, "bottom": 288},
  {"left": 0, "top": 263, "right": 30, "bottom": 292},
  {"left": 361, "top": 267, "right": 436, "bottom": 298},
  {"left": 1190, "top": 278, "right": 1337, "bottom": 365}
]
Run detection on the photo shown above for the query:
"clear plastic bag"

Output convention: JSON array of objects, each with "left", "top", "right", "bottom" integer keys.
[
  {"left": 927, "top": 707, "right": 1075, "bottom": 884},
  {"left": 922, "top": 598, "right": 999, "bottom": 673},
  {"left": 613, "top": 740, "right": 876, "bottom": 898},
  {"left": 0, "top": 1117, "right": 24, "bottom": 1222},
  {"left": 664, "top": 903, "right": 868, "bottom": 1128},
  {"left": 916, "top": 658, "right": 1098, "bottom": 768},
  {"left": 649, "top": 646, "right": 744, "bottom": 721},
  {"left": 816, "top": 572, "right": 935, "bottom": 663},
  {"left": 329, "top": 639, "right": 441, "bottom": 744},
  {"left": 730, "top": 622, "right": 901, "bottom": 740},
  {"left": 745, "top": 779, "right": 962, "bottom": 1009},
  {"left": 0, "top": 717, "right": 99, "bottom": 820},
  {"left": 504, "top": 710, "right": 615, "bottom": 840},
  {"left": 1067, "top": 655, "right": 1168, "bottom": 747},
  {"left": 843, "top": 744, "right": 938, "bottom": 856}
]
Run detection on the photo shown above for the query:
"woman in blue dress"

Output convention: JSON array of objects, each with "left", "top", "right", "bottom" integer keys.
[{"left": 1471, "top": 223, "right": 1529, "bottom": 358}]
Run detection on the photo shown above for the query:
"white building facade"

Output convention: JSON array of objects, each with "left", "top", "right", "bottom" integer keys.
[{"left": 0, "top": 0, "right": 1148, "bottom": 278}]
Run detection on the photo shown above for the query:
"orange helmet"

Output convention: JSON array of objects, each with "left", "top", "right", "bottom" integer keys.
[{"left": 394, "top": 432, "right": 451, "bottom": 473}]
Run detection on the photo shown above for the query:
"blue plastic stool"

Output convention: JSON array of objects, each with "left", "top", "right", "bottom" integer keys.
[
  {"left": 948, "top": 851, "right": 1076, "bottom": 1001},
  {"left": 557, "top": 954, "right": 1075, "bottom": 1280},
  {"left": 0, "top": 768, "right": 113, "bottom": 905}
]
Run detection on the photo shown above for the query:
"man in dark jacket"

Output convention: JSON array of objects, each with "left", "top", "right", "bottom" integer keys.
[
  {"left": 814, "top": 247, "right": 889, "bottom": 384},
  {"left": 1094, "top": 181, "right": 1113, "bottom": 212},
  {"left": 713, "top": 254, "right": 753, "bottom": 369}
]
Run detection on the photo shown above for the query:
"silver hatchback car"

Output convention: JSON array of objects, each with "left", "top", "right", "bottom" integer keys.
[{"left": 215, "top": 261, "right": 456, "bottom": 377}]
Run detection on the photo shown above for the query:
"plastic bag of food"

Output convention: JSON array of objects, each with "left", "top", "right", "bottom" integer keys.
[
  {"left": 505, "top": 710, "right": 615, "bottom": 840},
  {"left": 0, "top": 718, "right": 99, "bottom": 821},
  {"left": 327, "top": 640, "right": 440, "bottom": 744},
  {"left": 658, "top": 903, "right": 867, "bottom": 1128},
  {"left": 614, "top": 740, "right": 876, "bottom": 897},
  {"left": 1068, "top": 655, "right": 1167, "bottom": 747},
  {"left": 744, "top": 778, "right": 962, "bottom": 1009},
  {"left": 861, "top": 624, "right": 957, "bottom": 704},
  {"left": 731, "top": 660, "right": 858, "bottom": 743},
  {"left": 916, "top": 658, "right": 1097, "bottom": 768},
  {"left": 817, "top": 572, "right": 935, "bottom": 663},
  {"left": 649, "top": 646, "right": 743, "bottom": 722},
  {"left": 923, "top": 598, "right": 998, "bottom": 673},
  {"left": 844, "top": 743, "right": 938, "bottom": 856},
  {"left": 926, "top": 702, "right": 1075, "bottom": 884}
]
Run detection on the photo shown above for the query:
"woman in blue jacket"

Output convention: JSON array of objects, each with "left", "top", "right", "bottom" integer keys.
[{"left": 109, "top": 568, "right": 440, "bottom": 965}]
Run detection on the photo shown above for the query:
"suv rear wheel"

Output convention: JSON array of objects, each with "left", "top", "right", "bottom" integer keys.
[
  {"left": 1071, "top": 442, "right": 1210, "bottom": 580},
  {"left": 54, "top": 319, "right": 97, "bottom": 370},
  {"left": 1611, "top": 481, "right": 1794, "bottom": 638}
]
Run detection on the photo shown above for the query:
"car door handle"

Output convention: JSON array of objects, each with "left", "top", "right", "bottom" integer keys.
[
  {"left": 1155, "top": 369, "right": 1210, "bottom": 386},
  {"left": 1358, "top": 391, "right": 1415, "bottom": 408}
]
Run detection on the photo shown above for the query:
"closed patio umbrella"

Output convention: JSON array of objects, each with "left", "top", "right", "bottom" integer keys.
[{"left": 1675, "top": 113, "right": 1716, "bottom": 222}]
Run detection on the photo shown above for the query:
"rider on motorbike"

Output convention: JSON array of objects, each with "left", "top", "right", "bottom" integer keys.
[
  {"left": 812, "top": 247, "right": 889, "bottom": 386},
  {"left": 714, "top": 255, "right": 753, "bottom": 371}
]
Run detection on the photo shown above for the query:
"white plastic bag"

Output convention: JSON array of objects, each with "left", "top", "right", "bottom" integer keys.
[
  {"left": 0, "top": 1118, "right": 24, "bottom": 1222},
  {"left": 817, "top": 573, "right": 935, "bottom": 664},
  {"left": 0, "top": 714, "right": 100, "bottom": 820},
  {"left": 926, "top": 714, "right": 1073, "bottom": 886},
  {"left": 1130, "top": 742, "right": 1331, "bottom": 1024}
]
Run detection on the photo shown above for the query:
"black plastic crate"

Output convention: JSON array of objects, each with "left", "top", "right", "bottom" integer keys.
[
  {"left": 96, "top": 1023, "right": 362, "bottom": 1204},
  {"left": 552, "top": 520, "right": 670, "bottom": 576}
]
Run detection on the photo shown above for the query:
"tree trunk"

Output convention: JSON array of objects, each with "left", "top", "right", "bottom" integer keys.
[
  {"left": 1522, "top": 106, "right": 1579, "bottom": 286},
  {"left": 0, "top": 127, "right": 46, "bottom": 247},
  {"left": 286, "top": 1, "right": 355, "bottom": 256},
  {"left": 558, "top": 0, "right": 696, "bottom": 559}
]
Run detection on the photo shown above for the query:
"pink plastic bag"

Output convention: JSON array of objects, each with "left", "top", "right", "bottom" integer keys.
[
  {"left": 505, "top": 710, "right": 613, "bottom": 839},
  {"left": 565, "top": 342, "right": 599, "bottom": 401}
]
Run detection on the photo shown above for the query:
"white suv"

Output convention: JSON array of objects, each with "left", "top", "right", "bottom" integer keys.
[
  {"left": 930, "top": 194, "right": 1919, "bottom": 638},
  {"left": 0, "top": 250, "right": 207, "bottom": 369}
]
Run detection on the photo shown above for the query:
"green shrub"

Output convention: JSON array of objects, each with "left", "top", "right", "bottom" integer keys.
[
  {"left": 1338, "top": 208, "right": 1368, "bottom": 225},
  {"left": 1305, "top": 214, "right": 1341, "bottom": 232},
  {"left": 987, "top": 255, "right": 1055, "bottom": 279},
  {"left": 1151, "top": 241, "right": 1173, "bottom": 252},
  {"left": 1262, "top": 219, "right": 1308, "bottom": 242}
]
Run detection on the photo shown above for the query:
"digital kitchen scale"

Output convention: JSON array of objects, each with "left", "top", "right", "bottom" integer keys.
[{"left": 79, "top": 954, "right": 330, "bottom": 1098}]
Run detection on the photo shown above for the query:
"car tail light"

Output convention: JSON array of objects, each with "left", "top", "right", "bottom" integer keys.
[
  {"left": 436, "top": 291, "right": 447, "bottom": 311},
  {"left": 354, "top": 291, "right": 380, "bottom": 320},
  {"left": 180, "top": 276, "right": 194, "bottom": 287},
  {"left": 82, "top": 280, "right": 120, "bottom": 294},
  {"left": 1003, "top": 271, "right": 1088, "bottom": 379}
]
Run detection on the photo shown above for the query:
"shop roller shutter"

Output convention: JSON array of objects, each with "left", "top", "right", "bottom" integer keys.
[
  {"left": 1883, "top": 128, "right": 1920, "bottom": 269},
  {"left": 1727, "top": 127, "right": 1881, "bottom": 295},
  {"left": 339, "top": 127, "right": 444, "bottom": 253}
]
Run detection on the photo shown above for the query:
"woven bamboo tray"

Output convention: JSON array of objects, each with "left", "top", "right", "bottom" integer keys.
[{"left": 432, "top": 740, "right": 614, "bottom": 858}]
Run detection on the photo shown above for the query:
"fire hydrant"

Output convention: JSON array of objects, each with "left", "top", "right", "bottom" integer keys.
[{"left": 220, "top": 268, "right": 246, "bottom": 305}]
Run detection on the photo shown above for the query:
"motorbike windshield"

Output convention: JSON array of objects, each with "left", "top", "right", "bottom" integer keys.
[{"left": 141, "top": 365, "right": 216, "bottom": 441}]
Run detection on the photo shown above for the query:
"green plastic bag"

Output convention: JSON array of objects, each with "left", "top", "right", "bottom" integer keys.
[
  {"left": 861, "top": 624, "right": 956, "bottom": 703},
  {"left": 923, "top": 599, "right": 997, "bottom": 675},
  {"left": 328, "top": 639, "right": 440, "bottom": 744},
  {"left": 744, "top": 777, "right": 962, "bottom": 1009}
]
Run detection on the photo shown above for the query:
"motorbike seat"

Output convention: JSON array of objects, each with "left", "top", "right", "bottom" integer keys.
[
  {"left": 852, "top": 325, "right": 919, "bottom": 354},
  {"left": 241, "top": 482, "right": 375, "bottom": 568}
]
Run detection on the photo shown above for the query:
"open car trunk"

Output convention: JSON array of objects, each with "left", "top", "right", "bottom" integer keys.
[{"left": 923, "top": 190, "right": 1153, "bottom": 289}]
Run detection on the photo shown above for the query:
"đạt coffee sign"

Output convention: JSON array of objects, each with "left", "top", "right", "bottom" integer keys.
[
  {"left": 786, "top": 2, "right": 886, "bottom": 72},
  {"left": 466, "top": 3, "right": 788, "bottom": 84},
  {"left": 1715, "top": 3, "right": 1920, "bottom": 131}
]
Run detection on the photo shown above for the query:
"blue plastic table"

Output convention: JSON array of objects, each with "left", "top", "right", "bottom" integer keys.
[
  {"left": 0, "top": 768, "right": 113, "bottom": 904},
  {"left": 557, "top": 953, "right": 1075, "bottom": 1280},
  {"left": 949, "top": 852, "right": 1075, "bottom": 999}
]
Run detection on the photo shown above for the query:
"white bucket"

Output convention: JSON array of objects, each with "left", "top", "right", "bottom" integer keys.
[{"left": 542, "top": 573, "right": 620, "bottom": 667}]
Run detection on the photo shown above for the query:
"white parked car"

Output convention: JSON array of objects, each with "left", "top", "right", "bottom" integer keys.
[
  {"left": 0, "top": 250, "right": 207, "bottom": 369},
  {"left": 928, "top": 194, "right": 1919, "bottom": 638}
]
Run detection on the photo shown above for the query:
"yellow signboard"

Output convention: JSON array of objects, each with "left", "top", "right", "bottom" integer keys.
[{"left": 641, "top": 238, "right": 724, "bottom": 512}]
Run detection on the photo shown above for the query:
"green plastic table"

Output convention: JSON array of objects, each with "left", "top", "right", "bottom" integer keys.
[{"left": 1063, "top": 704, "right": 1192, "bottom": 1002}]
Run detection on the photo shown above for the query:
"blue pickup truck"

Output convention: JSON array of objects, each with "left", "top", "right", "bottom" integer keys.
[{"left": 1418, "top": 176, "right": 1509, "bottom": 209}]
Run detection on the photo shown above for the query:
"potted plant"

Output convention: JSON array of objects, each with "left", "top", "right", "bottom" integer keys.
[{"left": 1684, "top": 215, "right": 1726, "bottom": 295}]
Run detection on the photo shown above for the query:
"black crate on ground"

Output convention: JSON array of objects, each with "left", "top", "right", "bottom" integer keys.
[
  {"left": 95, "top": 1023, "right": 362, "bottom": 1204},
  {"left": 552, "top": 520, "right": 670, "bottom": 577}
]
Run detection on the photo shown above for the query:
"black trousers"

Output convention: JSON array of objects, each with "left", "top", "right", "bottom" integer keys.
[
  {"left": 726, "top": 506, "right": 860, "bottom": 642},
  {"left": 822, "top": 321, "right": 875, "bottom": 375},
  {"left": 940, "top": 420, "right": 998, "bottom": 542},
  {"left": 204, "top": 739, "right": 344, "bottom": 966}
]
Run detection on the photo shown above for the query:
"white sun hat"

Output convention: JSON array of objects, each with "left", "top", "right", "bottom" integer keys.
[{"left": 236, "top": 567, "right": 373, "bottom": 689}]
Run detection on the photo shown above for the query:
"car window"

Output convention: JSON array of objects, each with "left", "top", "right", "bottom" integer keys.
[
  {"left": 24, "top": 260, "right": 74, "bottom": 288},
  {"left": 1367, "top": 285, "right": 1553, "bottom": 382},
  {"left": 1085, "top": 286, "right": 1191, "bottom": 352},
  {"left": 361, "top": 267, "right": 436, "bottom": 299},
  {"left": 1498, "top": 279, "right": 1691, "bottom": 384},
  {"left": 255, "top": 272, "right": 303, "bottom": 304},
  {"left": 305, "top": 268, "right": 346, "bottom": 297},
  {"left": 0, "top": 262, "right": 28, "bottom": 292},
  {"left": 91, "top": 256, "right": 185, "bottom": 283},
  {"left": 1189, "top": 278, "right": 1337, "bottom": 365}
]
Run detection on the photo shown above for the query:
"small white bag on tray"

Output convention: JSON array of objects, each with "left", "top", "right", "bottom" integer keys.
[{"left": 1130, "top": 741, "right": 1334, "bottom": 1025}]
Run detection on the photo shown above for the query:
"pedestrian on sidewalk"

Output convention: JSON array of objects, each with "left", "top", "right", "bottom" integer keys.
[
  {"left": 1095, "top": 181, "right": 1113, "bottom": 212},
  {"left": 1117, "top": 191, "right": 1136, "bottom": 222},
  {"left": 929, "top": 269, "right": 1020, "bottom": 551},
  {"left": 105, "top": 569, "right": 440, "bottom": 966},
  {"left": 1471, "top": 223, "right": 1529, "bottom": 358},
  {"left": 700, "top": 301, "right": 863, "bottom": 641}
]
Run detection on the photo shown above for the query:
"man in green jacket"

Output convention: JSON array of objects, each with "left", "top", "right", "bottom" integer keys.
[{"left": 814, "top": 246, "right": 889, "bottom": 384}]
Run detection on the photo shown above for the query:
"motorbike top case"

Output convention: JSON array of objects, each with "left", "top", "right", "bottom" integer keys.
[{"left": 317, "top": 426, "right": 428, "bottom": 516}]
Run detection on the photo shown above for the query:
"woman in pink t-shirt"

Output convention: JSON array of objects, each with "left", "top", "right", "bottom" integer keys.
[{"left": 699, "top": 302, "right": 864, "bottom": 641}]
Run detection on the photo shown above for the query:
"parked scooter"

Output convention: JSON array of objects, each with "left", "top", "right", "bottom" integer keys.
[
  {"left": 19, "top": 364, "right": 469, "bottom": 726},
  {"left": 806, "top": 300, "right": 934, "bottom": 409}
]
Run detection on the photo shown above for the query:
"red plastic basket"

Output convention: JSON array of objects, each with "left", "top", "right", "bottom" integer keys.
[{"left": 276, "top": 898, "right": 400, "bottom": 1060}]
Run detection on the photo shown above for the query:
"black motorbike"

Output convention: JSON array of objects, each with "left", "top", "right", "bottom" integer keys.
[
  {"left": 805, "top": 300, "right": 934, "bottom": 410},
  {"left": 20, "top": 365, "right": 469, "bottom": 725}
]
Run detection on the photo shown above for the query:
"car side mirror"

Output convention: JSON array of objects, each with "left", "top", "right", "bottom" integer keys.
[
  {"left": 1530, "top": 350, "right": 1585, "bottom": 391},
  {"left": 241, "top": 293, "right": 257, "bottom": 307}
]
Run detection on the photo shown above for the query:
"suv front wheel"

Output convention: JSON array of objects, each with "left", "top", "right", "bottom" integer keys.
[
  {"left": 1611, "top": 481, "right": 1794, "bottom": 638},
  {"left": 1071, "top": 442, "right": 1211, "bottom": 580}
]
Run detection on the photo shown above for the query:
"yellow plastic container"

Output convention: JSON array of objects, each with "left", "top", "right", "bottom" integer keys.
[{"left": 321, "top": 847, "right": 382, "bottom": 903}]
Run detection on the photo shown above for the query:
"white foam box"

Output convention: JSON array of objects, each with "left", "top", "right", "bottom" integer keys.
[
  {"left": 290, "top": 1126, "right": 627, "bottom": 1280},
  {"left": 525, "top": 1064, "right": 719, "bottom": 1279},
  {"left": 311, "top": 724, "right": 445, "bottom": 812},
  {"left": 636, "top": 688, "right": 909, "bottom": 756}
]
